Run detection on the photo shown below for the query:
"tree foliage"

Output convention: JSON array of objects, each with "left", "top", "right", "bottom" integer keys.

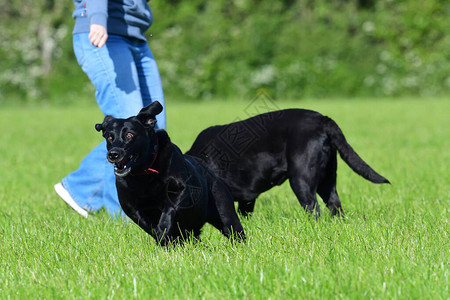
[{"left": 0, "top": 0, "right": 449, "bottom": 102}]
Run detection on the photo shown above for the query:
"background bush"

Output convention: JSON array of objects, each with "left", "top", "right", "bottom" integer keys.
[{"left": 0, "top": 0, "right": 449, "bottom": 103}]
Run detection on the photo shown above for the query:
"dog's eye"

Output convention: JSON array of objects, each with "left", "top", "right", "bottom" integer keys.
[
  {"left": 126, "top": 133, "right": 134, "bottom": 140},
  {"left": 107, "top": 135, "right": 113, "bottom": 142}
]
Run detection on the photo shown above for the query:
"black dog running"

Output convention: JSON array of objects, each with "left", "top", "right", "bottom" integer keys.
[
  {"left": 95, "top": 101, "right": 245, "bottom": 246},
  {"left": 187, "top": 109, "right": 389, "bottom": 217}
]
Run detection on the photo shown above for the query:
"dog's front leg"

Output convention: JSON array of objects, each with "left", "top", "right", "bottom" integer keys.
[
  {"left": 130, "top": 211, "right": 162, "bottom": 240},
  {"left": 211, "top": 178, "right": 246, "bottom": 242},
  {"left": 155, "top": 206, "right": 177, "bottom": 246},
  {"left": 116, "top": 188, "right": 161, "bottom": 239},
  {"left": 131, "top": 212, "right": 176, "bottom": 246}
]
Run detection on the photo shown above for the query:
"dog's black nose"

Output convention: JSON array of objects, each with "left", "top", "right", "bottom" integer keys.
[{"left": 108, "top": 150, "right": 120, "bottom": 162}]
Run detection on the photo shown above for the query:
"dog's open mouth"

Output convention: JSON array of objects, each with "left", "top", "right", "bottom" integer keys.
[{"left": 114, "top": 155, "right": 137, "bottom": 177}]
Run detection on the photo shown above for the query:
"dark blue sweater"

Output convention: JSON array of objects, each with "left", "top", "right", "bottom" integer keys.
[{"left": 72, "top": 0, "right": 153, "bottom": 41}]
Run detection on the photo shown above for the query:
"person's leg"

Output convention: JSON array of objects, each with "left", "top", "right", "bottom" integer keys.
[
  {"left": 61, "top": 141, "right": 115, "bottom": 212},
  {"left": 133, "top": 41, "right": 166, "bottom": 129}
]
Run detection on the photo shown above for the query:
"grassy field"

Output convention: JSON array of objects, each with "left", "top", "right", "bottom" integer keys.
[{"left": 0, "top": 97, "right": 448, "bottom": 299}]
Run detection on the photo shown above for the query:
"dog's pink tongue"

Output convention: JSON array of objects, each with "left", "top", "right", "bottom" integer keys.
[{"left": 118, "top": 158, "right": 129, "bottom": 169}]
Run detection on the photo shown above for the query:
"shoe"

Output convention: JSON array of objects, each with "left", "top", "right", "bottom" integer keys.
[{"left": 54, "top": 182, "right": 88, "bottom": 218}]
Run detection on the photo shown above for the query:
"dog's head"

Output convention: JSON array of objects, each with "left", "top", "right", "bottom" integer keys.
[{"left": 95, "top": 101, "right": 163, "bottom": 177}]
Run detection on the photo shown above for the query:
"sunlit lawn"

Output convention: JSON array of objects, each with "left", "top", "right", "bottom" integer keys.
[{"left": 0, "top": 97, "right": 448, "bottom": 298}]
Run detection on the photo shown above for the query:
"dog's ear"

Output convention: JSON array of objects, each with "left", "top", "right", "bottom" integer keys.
[
  {"left": 95, "top": 115, "right": 114, "bottom": 132},
  {"left": 143, "top": 101, "right": 163, "bottom": 116},
  {"left": 136, "top": 101, "right": 163, "bottom": 128}
]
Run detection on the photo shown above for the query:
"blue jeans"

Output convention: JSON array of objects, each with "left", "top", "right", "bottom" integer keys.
[{"left": 62, "top": 33, "right": 166, "bottom": 216}]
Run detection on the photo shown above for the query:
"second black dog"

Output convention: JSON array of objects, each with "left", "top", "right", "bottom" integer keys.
[
  {"left": 186, "top": 109, "right": 390, "bottom": 217},
  {"left": 95, "top": 101, "right": 245, "bottom": 246}
]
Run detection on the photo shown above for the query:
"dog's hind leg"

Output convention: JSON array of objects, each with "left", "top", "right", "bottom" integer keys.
[
  {"left": 317, "top": 155, "right": 344, "bottom": 217},
  {"left": 318, "top": 185, "right": 343, "bottom": 217},
  {"left": 288, "top": 133, "right": 341, "bottom": 217},
  {"left": 287, "top": 141, "right": 323, "bottom": 216},
  {"left": 288, "top": 175, "right": 320, "bottom": 216}
]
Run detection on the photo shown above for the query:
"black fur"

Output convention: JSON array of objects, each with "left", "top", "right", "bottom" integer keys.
[
  {"left": 186, "top": 109, "right": 389, "bottom": 217},
  {"left": 96, "top": 102, "right": 245, "bottom": 246}
]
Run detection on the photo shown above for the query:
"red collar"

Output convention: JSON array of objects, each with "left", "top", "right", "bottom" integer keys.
[{"left": 130, "top": 134, "right": 159, "bottom": 176}]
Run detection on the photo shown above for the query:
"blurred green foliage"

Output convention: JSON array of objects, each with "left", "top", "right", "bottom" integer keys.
[{"left": 0, "top": 0, "right": 449, "bottom": 103}]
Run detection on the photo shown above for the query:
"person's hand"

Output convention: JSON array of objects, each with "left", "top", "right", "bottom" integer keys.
[{"left": 89, "top": 24, "right": 108, "bottom": 48}]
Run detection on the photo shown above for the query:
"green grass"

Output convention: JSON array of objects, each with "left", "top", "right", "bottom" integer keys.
[{"left": 0, "top": 98, "right": 448, "bottom": 299}]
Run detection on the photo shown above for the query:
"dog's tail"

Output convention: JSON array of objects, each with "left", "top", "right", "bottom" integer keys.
[{"left": 323, "top": 116, "right": 390, "bottom": 184}]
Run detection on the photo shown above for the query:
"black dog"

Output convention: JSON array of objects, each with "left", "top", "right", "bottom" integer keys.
[
  {"left": 186, "top": 109, "right": 389, "bottom": 217},
  {"left": 95, "top": 102, "right": 245, "bottom": 245}
]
